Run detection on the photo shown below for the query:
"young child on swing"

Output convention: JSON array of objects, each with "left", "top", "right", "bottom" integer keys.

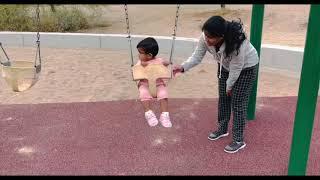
[{"left": 135, "top": 37, "right": 172, "bottom": 128}]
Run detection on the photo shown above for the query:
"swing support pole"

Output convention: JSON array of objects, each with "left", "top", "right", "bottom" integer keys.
[
  {"left": 247, "top": 4, "right": 264, "bottom": 120},
  {"left": 287, "top": 4, "right": 320, "bottom": 175}
]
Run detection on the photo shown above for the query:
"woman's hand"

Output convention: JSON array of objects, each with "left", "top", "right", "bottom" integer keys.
[{"left": 227, "top": 89, "right": 232, "bottom": 96}]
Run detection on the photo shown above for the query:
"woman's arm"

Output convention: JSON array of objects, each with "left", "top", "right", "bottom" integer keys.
[
  {"left": 181, "top": 34, "right": 207, "bottom": 72},
  {"left": 226, "top": 48, "right": 245, "bottom": 92}
]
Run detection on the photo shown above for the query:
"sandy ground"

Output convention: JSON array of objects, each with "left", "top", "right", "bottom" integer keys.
[
  {"left": 1, "top": 5, "right": 311, "bottom": 104},
  {"left": 0, "top": 47, "right": 300, "bottom": 105},
  {"left": 79, "top": 5, "right": 310, "bottom": 47}
]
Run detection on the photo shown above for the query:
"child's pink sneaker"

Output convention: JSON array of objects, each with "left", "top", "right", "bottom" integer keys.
[
  {"left": 145, "top": 110, "right": 158, "bottom": 127},
  {"left": 159, "top": 112, "right": 172, "bottom": 128}
]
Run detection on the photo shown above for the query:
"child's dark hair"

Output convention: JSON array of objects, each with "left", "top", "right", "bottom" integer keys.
[
  {"left": 136, "top": 37, "right": 159, "bottom": 57},
  {"left": 202, "top": 16, "right": 247, "bottom": 58}
]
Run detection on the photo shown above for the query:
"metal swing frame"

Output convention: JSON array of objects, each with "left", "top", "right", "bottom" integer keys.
[
  {"left": 124, "top": 4, "right": 180, "bottom": 98},
  {"left": 0, "top": 4, "right": 42, "bottom": 92}
]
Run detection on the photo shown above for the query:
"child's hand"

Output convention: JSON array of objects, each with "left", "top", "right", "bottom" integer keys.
[
  {"left": 173, "top": 71, "right": 182, "bottom": 78},
  {"left": 173, "top": 64, "right": 184, "bottom": 76}
]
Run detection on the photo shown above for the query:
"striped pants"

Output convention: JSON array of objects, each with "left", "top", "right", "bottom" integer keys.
[{"left": 217, "top": 63, "right": 258, "bottom": 142}]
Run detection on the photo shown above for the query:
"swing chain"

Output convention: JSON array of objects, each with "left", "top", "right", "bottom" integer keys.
[
  {"left": 172, "top": 4, "right": 180, "bottom": 39},
  {"left": 124, "top": 4, "right": 131, "bottom": 39},
  {"left": 34, "top": 4, "right": 41, "bottom": 72},
  {"left": 124, "top": 4, "right": 134, "bottom": 68},
  {"left": 0, "top": 42, "right": 11, "bottom": 66},
  {"left": 169, "top": 4, "right": 180, "bottom": 78},
  {"left": 36, "top": 4, "right": 40, "bottom": 43}
]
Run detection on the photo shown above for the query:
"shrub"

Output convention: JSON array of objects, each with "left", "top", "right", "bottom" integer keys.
[
  {"left": 0, "top": 5, "right": 91, "bottom": 32},
  {"left": 0, "top": 5, "right": 33, "bottom": 31}
]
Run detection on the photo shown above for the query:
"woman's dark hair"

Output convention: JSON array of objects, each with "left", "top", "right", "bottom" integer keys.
[
  {"left": 136, "top": 37, "right": 159, "bottom": 57},
  {"left": 202, "top": 16, "right": 247, "bottom": 58}
]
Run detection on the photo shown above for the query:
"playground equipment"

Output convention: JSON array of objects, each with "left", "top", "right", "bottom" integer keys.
[
  {"left": 249, "top": 4, "right": 320, "bottom": 175},
  {"left": 124, "top": 4, "right": 180, "bottom": 97},
  {"left": 0, "top": 4, "right": 42, "bottom": 92}
]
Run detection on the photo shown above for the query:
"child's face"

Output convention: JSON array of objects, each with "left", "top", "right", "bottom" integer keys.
[{"left": 138, "top": 48, "right": 153, "bottom": 61}]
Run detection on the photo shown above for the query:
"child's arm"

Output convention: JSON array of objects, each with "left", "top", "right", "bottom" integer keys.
[{"left": 162, "top": 60, "right": 171, "bottom": 66}]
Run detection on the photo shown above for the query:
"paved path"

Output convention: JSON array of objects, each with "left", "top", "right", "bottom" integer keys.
[{"left": 0, "top": 97, "right": 319, "bottom": 175}]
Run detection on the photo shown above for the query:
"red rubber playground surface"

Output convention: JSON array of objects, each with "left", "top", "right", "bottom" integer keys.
[{"left": 0, "top": 97, "right": 319, "bottom": 175}]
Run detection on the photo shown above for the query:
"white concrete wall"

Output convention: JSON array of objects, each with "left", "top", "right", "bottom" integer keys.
[
  {"left": 0, "top": 32, "right": 304, "bottom": 72},
  {"left": 0, "top": 32, "right": 197, "bottom": 56},
  {"left": 260, "top": 44, "right": 304, "bottom": 73}
]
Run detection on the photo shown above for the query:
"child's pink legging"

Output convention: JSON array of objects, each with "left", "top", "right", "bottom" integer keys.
[{"left": 138, "top": 84, "right": 168, "bottom": 101}]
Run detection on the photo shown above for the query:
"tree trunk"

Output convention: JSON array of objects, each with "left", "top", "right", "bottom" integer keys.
[{"left": 50, "top": 5, "right": 56, "bottom": 12}]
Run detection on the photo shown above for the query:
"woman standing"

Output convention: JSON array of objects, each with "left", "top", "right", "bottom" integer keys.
[{"left": 173, "top": 16, "right": 259, "bottom": 153}]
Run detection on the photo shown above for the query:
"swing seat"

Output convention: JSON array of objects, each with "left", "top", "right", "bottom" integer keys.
[
  {"left": 132, "top": 64, "right": 171, "bottom": 98},
  {"left": 1, "top": 61, "right": 41, "bottom": 92}
]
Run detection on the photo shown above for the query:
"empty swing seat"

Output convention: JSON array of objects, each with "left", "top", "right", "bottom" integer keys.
[
  {"left": 1, "top": 61, "right": 41, "bottom": 92},
  {"left": 0, "top": 5, "right": 42, "bottom": 92}
]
